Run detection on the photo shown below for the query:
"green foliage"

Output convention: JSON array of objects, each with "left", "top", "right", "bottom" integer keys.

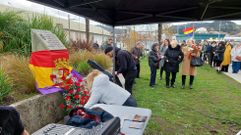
[
  {"left": 76, "top": 61, "right": 92, "bottom": 76},
  {"left": 0, "top": 68, "right": 12, "bottom": 101},
  {"left": 69, "top": 51, "right": 112, "bottom": 75},
  {"left": 0, "top": 11, "right": 68, "bottom": 56},
  {"left": 31, "top": 15, "right": 68, "bottom": 46},
  {"left": 0, "top": 11, "right": 31, "bottom": 55},
  {"left": 134, "top": 58, "right": 241, "bottom": 134}
]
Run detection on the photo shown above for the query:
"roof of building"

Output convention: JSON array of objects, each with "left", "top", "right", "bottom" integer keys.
[{"left": 29, "top": 0, "right": 241, "bottom": 26}]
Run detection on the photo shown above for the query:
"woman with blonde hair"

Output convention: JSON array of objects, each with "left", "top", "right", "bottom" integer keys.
[
  {"left": 181, "top": 40, "right": 200, "bottom": 89},
  {"left": 164, "top": 40, "right": 184, "bottom": 88},
  {"left": 84, "top": 70, "right": 137, "bottom": 109}
]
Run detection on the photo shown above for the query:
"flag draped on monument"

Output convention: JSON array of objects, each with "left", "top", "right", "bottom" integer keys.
[{"left": 29, "top": 29, "right": 82, "bottom": 95}]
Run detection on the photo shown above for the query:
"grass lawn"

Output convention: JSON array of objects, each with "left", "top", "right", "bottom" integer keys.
[{"left": 133, "top": 58, "right": 241, "bottom": 135}]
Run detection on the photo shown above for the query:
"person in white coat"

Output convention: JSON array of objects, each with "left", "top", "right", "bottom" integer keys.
[
  {"left": 231, "top": 44, "right": 241, "bottom": 73},
  {"left": 84, "top": 70, "right": 137, "bottom": 109}
]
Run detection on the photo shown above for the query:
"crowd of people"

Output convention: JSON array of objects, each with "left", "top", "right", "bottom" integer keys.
[
  {"left": 148, "top": 39, "right": 241, "bottom": 89},
  {"left": 1, "top": 38, "right": 240, "bottom": 134},
  {"left": 200, "top": 40, "right": 241, "bottom": 73}
]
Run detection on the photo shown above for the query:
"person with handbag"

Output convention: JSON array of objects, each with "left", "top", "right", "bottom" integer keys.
[
  {"left": 164, "top": 40, "right": 184, "bottom": 88},
  {"left": 231, "top": 44, "right": 241, "bottom": 73},
  {"left": 159, "top": 39, "right": 169, "bottom": 80},
  {"left": 148, "top": 43, "right": 161, "bottom": 87},
  {"left": 181, "top": 40, "right": 200, "bottom": 89}
]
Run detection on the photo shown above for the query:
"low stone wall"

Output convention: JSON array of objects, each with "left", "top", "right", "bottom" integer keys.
[{"left": 11, "top": 92, "right": 65, "bottom": 133}]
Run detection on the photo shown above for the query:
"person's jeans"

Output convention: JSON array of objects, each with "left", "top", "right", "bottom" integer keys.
[
  {"left": 232, "top": 61, "right": 241, "bottom": 73},
  {"left": 166, "top": 71, "right": 177, "bottom": 86},
  {"left": 149, "top": 66, "right": 157, "bottom": 86},
  {"left": 123, "top": 95, "right": 137, "bottom": 107}
]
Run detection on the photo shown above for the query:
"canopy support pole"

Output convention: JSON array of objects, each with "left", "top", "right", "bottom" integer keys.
[{"left": 112, "top": 26, "right": 116, "bottom": 82}]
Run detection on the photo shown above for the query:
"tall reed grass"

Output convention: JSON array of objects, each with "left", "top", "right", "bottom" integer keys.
[
  {"left": 69, "top": 51, "right": 112, "bottom": 75},
  {"left": 0, "top": 54, "right": 36, "bottom": 94},
  {"left": 0, "top": 67, "right": 12, "bottom": 101}
]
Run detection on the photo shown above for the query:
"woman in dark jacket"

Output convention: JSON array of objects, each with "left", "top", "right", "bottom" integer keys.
[
  {"left": 148, "top": 43, "right": 161, "bottom": 87},
  {"left": 214, "top": 41, "right": 225, "bottom": 72},
  {"left": 164, "top": 40, "right": 184, "bottom": 88}
]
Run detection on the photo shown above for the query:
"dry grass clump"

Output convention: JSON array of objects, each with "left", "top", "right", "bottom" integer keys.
[
  {"left": 0, "top": 54, "right": 36, "bottom": 94},
  {"left": 0, "top": 66, "right": 12, "bottom": 101},
  {"left": 69, "top": 51, "right": 112, "bottom": 75}
]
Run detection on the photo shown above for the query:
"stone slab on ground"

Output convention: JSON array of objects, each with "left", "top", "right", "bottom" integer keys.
[{"left": 11, "top": 92, "right": 65, "bottom": 133}]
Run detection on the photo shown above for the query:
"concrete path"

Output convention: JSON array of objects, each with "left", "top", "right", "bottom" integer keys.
[{"left": 223, "top": 65, "right": 241, "bottom": 83}]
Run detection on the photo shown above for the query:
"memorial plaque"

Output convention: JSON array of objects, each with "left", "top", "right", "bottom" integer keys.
[{"left": 31, "top": 29, "right": 66, "bottom": 52}]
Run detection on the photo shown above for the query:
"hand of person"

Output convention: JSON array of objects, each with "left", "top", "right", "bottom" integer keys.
[{"left": 191, "top": 53, "right": 196, "bottom": 56}]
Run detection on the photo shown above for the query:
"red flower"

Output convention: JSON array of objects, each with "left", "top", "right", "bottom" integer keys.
[
  {"left": 76, "top": 88, "right": 81, "bottom": 92},
  {"left": 83, "top": 91, "right": 89, "bottom": 95},
  {"left": 65, "top": 96, "right": 70, "bottom": 101},
  {"left": 59, "top": 103, "right": 65, "bottom": 109},
  {"left": 66, "top": 79, "right": 73, "bottom": 84},
  {"left": 78, "top": 79, "right": 83, "bottom": 82},
  {"left": 67, "top": 105, "right": 72, "bottom": 109},
  {"left": 64, "top": 85, "right": 70, "bottom": 90},
  {"left": 80, "top": 99, "right": 85, "bottom": 105},
  {"left": 75, "top": 82, "right": 80, "bottom": 86},
  {"left": 81, "top": 96, "right": 85, "bottom": 100},
  {"left": 69, "top": 90, "right": 74, "bottom": 94},
  {"left": 74, "top": 94, "right": 79, "bottom": 99}
]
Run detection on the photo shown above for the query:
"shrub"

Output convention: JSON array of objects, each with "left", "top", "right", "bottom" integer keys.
[
  {"left": 76, "top": 61, "right": 92, "bottom": 76},
  {"left": 0, "top": 11, "right": 31, "bottom": 56},
  {"left": 0, "top": 54, "right": 36, "bottom": 94},
  {"left": 0, "top": 11, "right": 68, "bottom": 56},
  {"left": 93, "top": 53, "right": 112, "bottom": 69},
  {"left": 0, "top": 67, "right": 12, "bottom": 101},
  {"left": 69, "top": 51, "right": 112, "bottom": 75}
]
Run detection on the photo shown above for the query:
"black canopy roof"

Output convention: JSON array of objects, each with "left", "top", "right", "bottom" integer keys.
[{"left": 29, "top": 0, "right": 241, "bottom": 26}]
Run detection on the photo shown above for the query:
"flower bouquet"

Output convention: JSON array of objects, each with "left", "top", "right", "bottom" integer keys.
[{"left": 50, "top": 58, "right": 89, "bottom": 113}]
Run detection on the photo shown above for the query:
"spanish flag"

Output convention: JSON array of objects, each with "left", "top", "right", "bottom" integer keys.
[
  {"left": 183, "top": 27, "right": 194, "bottom": 35},
  {"left": 29, "top": 49, "right": 76, "bottom": 95}
]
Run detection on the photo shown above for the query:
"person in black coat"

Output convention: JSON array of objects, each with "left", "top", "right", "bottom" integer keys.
[
  {"left": 214, "top": 41, "right": 225, "bottom": 72},
  {"left": 105, "top": 47, "right": 137, "bottom": 94},
  {"left": 131, "top": 42, "right": 143, "bottom": 78},
  {"left": 148, "top": 43, "right": 161, "bottom": 87},
  {"left": 164, "top": 40, "right": 184, "bottom": 88}
]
